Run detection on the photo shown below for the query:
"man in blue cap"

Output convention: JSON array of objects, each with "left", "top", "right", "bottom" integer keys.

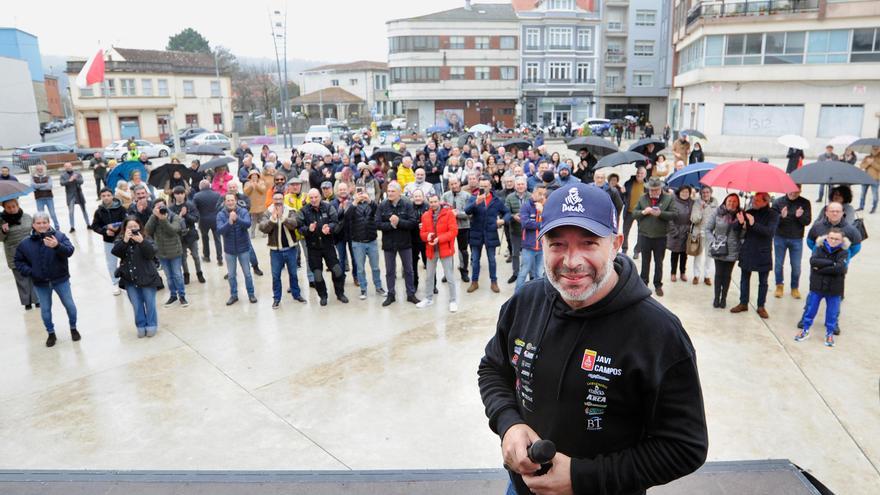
[{"left": 478, "top": 182, "right": 707, "bottom": 495}]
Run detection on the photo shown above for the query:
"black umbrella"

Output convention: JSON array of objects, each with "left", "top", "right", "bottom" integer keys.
[
  {"left": 198, "top": 156, "right": 235, "bottom": 173},
  {"left": 680, "top": 129, "right": 707, "bottom": 140},
  {"left": 596, "top": 151, "right": 648, "bottom": 169},
  {"left": 148, "top": 163, "right": 191, "bottom": 189},
  {"left": 566, "top": 136, "right": 618, "bottom": 158},
  {"left": 457, "top": 132, "right": 475, "bottom": 148},
  {"left": 369, "top": 147, "right": 402, "bottom": 163},
  {"left": 847, "top": 137, "right": 880, "bottom": 154},
  {"left": 789, "top": 161, "right": 877, "bottom": 185},
  {"left": 502, "top": 137, "right": 532, "bottom": 150},
  {"left": 185, "top": 145, "right": 225, "bottom": 156},
  {"left": 628, "top": 137, "right": 666, "bottom": 154}
]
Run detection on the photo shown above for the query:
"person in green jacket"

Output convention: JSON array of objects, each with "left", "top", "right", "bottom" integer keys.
[
  {"left": 145, "top": 197, "right": 187, "bottom": 307},
  {"left": 503, "top": 176, "right": 529, "bottom": 285},
  {"left": 632, "top": 178, "right": 675, "bottom": 296}
]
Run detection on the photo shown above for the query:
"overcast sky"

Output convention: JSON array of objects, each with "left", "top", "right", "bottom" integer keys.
[{"left": 3, "top": 0, "right": 504, "bottom": 62}]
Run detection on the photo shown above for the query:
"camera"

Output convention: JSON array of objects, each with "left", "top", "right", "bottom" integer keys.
[
  {"left": 38, "top": 231, "right": 51, "bottom": 240},
  {"left": 130, "top": 229, "right": 140, "bottom": 236},
  {"left": 158, "top": 206, "right": 168, "bottom": 215}
]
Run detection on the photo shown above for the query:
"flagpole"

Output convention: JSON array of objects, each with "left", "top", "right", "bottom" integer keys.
[{"left": 103, "top": 80, "right": 115, "bottom": 142}]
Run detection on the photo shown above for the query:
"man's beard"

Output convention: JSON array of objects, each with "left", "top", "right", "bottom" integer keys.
[{"left": 546, "top": 254, "right": 615, "bottom": 303}]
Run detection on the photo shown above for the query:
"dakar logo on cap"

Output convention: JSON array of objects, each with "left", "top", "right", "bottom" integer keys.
[{"left": 562, "top": 187, "right": 585, "bottom": 213}]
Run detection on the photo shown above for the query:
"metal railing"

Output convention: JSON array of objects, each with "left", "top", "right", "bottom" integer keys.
[
  {"left": 521, "top": 78, "right": 596, "bottom": 85},
  {"left": 605, "top": 53, "right": 627, "bottom": 63},
  {"left": 687, "top": 0, "right": 820, "bottom": 26}
]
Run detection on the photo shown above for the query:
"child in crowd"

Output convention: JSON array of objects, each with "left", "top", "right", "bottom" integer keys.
[{"left": 795, "top": 228, "right": 849, "bottom": 347}]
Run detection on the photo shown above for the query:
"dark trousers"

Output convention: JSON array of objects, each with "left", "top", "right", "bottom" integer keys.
[
  {"left": 181, "top": 237, "right": 202, "bottom": 275},
  {"left": 456, "top": 228, "right": 470, "bottom": 273},
  {"left": 384, "top": 248, "right": 415, "bottom": 297},
  {"left": 199, "top": 220, "right": 222, "bottom": 261},
  {"left": 307, "top": 242, "right": 344, "bottom": 299},
  {"left": 714, "top": 260, "right": 735, "bottom": 303},
  {"left": 94, "top": 177, "right": 105, "bottom": 197},
  {"left": 509, "top": 229, "right": 522, "bottom": 276},
  {"left": 740, "top": 269, "right": 770, "bottom": 308},
  {"left": 622, "top": 211, "right": 639, "bottom": 253},
  {"left": 669, "top": 251, "right": 688, "bottom": 276},
  {"left": 411, "top": 241, "right": 427, "bottom": 291},
  {"left": 639, "top": 235, "right": 666, "bottom": 288}
]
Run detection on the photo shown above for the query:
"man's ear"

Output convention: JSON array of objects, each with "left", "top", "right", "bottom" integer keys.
[{"left": 612, "top": 233, "right": 624, "bottom": 253}]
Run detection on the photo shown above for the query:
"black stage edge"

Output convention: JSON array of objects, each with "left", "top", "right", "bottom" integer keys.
[{"left": 0, "top": 459, "right": 825, "bottom": 494}]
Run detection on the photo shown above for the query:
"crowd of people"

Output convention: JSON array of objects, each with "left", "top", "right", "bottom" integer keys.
[{"left": 1, "top": 133, "right": 875, "bottom": 349}]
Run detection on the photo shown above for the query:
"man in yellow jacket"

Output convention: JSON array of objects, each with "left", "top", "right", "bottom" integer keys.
[{"left": 396, "top": 156, "right": 415, "bottom": 189}]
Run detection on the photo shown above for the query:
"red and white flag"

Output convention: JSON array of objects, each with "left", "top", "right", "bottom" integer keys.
[{"left": 75, "top": 49, "right": 105, "bottom": 89}]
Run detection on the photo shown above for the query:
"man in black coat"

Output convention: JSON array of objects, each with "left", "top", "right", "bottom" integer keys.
[
  {"left": 376, "top": 182, "right": 419, "bottom": 306},
  {"left": 169, "top": 186, "right": 203, "bottom": 284},
  {"left": 730, "top": 192, "right": 779, "bottom": 319},
  {"left": 192, "top": 180, "right": 222, "bottom": 265},
  {"left": 297, "top": 188, "right": 348, "bottom": 306},
  {"left": 90, "top": 187, "right": 127, "bottom": 294}
]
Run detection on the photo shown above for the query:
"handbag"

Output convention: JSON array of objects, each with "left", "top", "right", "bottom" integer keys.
[
  {"left": 686, "top": 226, "right": 702, "bottom": 256},
  {"left": 709, "top": 236, "right": 728, "bottom": 257},
  {"left": 853, "top": 215, "right": 869, "bottom": 241}
]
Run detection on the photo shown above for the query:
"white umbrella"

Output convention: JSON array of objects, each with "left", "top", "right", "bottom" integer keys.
[
  {"left": 777, "top": 134, "right": 810, "bottom": 150},
  {"left": 297, "top": 142, "right": 331, "bottom": 156},
  {"left": 469, "top": 124, "right": 493, "bottom": 134},
  {"left": 827, "top": 135, "right": 859, "bottom": 149}
]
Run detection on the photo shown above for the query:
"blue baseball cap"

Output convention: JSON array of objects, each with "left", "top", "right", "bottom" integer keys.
[{"left": 539, "top": 183, "right": 618, "bottom": 239}]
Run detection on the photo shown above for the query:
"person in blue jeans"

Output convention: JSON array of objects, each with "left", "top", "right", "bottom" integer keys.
[
  {"left": 14, "top": 213, "right": 80, "bottom": 347},
  {"left": 345, "top": 188, "right": 385, "bottom": 299},
  {"left": 30, "top": 164, "right": 61, "bottom": 230},
  {"left": 145, "top": 198, "right": 187, "bottom": 308},
  {"left": 113, "top": 217, "right": 162, "bottom": 337},
  {"left": 515, "top": 186, "right": 546, "bottom": 291},
  {"left": 771, "top": 187, "right": 811, "bottom": 299},
  {"left": 796, "top": 228, "right": 849, "bottom": 347},
  {"left": 259, "top": 191, "right": 305, "bottom": 309},
  {"left": 465, "top": 176, "right": 509, "bottom": 294},
  {"left": 217, "top": 193, "right": 257, "bottom": 305}
]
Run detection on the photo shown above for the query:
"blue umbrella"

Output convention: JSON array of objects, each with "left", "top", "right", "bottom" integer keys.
[
  {"left": 0, "top": 181, "right": 33, "bottom": 203},
  {"left": 665, "top": 162, "right": 718, "bottom": 189},
  {"left": 106, "top": 160, "right": 148, "bottom": 192}
]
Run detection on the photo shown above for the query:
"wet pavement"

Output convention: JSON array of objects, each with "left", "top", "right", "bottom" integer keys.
[{"left": 1, "top": 156, "right": 878, "bottom": 493}]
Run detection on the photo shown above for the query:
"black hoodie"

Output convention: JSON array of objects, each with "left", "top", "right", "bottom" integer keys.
[
  {"left": 478, "top": 255, "right": 707, "bottom": 495},
  {"left": 90, "top": 198, "right": 127, "bottom": 243}
]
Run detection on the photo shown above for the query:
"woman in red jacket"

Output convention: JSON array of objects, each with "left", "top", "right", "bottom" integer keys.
[{"left": 417, "top": 192, "right": 459, "bottom": 312}]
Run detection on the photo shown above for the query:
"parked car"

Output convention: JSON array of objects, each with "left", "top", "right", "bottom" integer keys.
[
  {"left": 583, "top": 118, "right": 612, "bottom": 137},
  {"left": 104, "top": 139, "right": 171, "bottom": 161},
  {"left": 187, "top": 132, "right": 231, "bottom": 150},
  {"left": 305, "top": 125, "right": 332, "bottom": 143},
  {"left": 11, "top": 143, "right": 76, "bottom": 169},
  {"left": 376, "top": 121, "right": 394, "bottom": 132},
  {"left": 391, "top": 118, "right": 407, "bottom": 130},
  {"left": 162, "top": 127, "right": 208, "bottom": 148}
]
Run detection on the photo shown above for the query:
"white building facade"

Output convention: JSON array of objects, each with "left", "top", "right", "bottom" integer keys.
[
  {"left": 0, "top": 56, "right": 41, "bottom": 148},
  {"left": 671, "top": 0, "right": 880, "bottom": 157},
  {"left": 387, "top": 3, "right": 521, "bottom": 132},
  {"left": 299, "top": 61, "right": 393, "bottom": 121},
  {"left": 66, "top": 47, "right": 232, "bottom": 148}
]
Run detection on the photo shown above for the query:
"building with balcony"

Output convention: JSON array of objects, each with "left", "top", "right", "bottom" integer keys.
[
  {"left": 387, "top": 2, "right": 520, "bottom": 131},
  {"left": 671, "top": 0, "right": 880, "bottom": 156},
  {"left": 514, "top": 0, "right": 602, "bottom": 126},
  {"left": 297, "top": 60, "right": 394, "bottom": 122},
  {"left": 66, "top": 47, "right": 232, "bottom": 148},
  {"left": 599, "top": 0, "right": 673, "bottom": 124}
]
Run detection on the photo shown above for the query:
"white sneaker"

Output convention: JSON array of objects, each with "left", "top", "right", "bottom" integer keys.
[
  {"left": 416, "top": 299, "right": 434, "bottom": 309},
  {"left": 449, "top": 302, "right": 458, "bottom": 313},
  {"left": 359, "top": 292, "right": 367, "bottom": 300},
  {"left": 112, "top": 287, "right": 121, "bottom": 296}
]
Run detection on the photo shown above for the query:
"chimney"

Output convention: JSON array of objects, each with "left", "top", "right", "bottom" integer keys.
[{"left": 464, "top": 0, "right": 472, "bottom": 11}]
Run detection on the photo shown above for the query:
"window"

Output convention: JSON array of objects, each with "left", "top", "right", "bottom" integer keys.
[
  {"left": 764, "top": 31, "right": 805, "bottom": 64},
  {"left": 80, "top": 86, "right": 93, "bottom": 97},
  {"left": 525, "top": 29, "right": 541, "bottom": 49},
  {"left": 374, "top": 74, "right": 387, "bottom": 89},
  {"left": 449, "top": 36, "right": 465, "bottom": 49},
  {"left": 185, "top": 114, "right": 199, "bottom": 126},
  {"left": 722, "top": 104, "right": 804, "bottom": 136},
  {"left": 389, "top": 36, "right": 440, "bottom": 53},
  {"left": 678, "top": 38, "right": 705, "bottom": 73},
  {"left": 349, "top": 78, "right": 358, "bottom": 85},
  {"left": 525, "top": 62, "right": 540, "bottom": 82},
  {"left": 500, "top": 36, "right": 516, "bottom": 49},
  {"left": 634, "top": 40, "right": 655, "bottom": 57},
  {"left": 500, "top": 67, "right": 516, "bottom": 80},
  {"left": 607, "top": 21, "right": 623, "bottom": 32},
  {"left": 141, "top": 79, "right": 153, "bottom": 96},
  {"left": 633, "top": 72, "right": 653, "bottom": 87},
  {"left": 390, "top": 67, "right": 441, "bottom": 83},
  {"left": 605, "top": 73, "right": 621, "bottom": 90},
  {"left": 210, "top": 80, "right": 221, "bottom": 97},
  {"left": 120, "top": 78, "right": 136, "bottom": 96},
  {"left": 102, "top": 79, "right": 116, "bottom": 96},
  {"left": 807, "top": 30, "right": 849, "bottom": 63},
  {"left": 475, "top": 67, "right": 490, "bottom": 80},
  {"left": 705, "top": 35, "right": 724, "bottom": 66},
  {"left": 577, "top": 30, "right": 592, "bottom": 50},
  {"left": 635, "top": 10, "right": 657, "bottom": 26},
  {"left": 818, "top": 105, "right": 864, "bottom": 137},
  {"left": 449, "top": 67, "right": 465, "bottom": 80},
  {"left": 548, "top": 28, "right": 573, "bottom": 49},
  {"left": 475, "top": 37, "right": 490, "bottom": 49},
  {"left": 548, "top": 0, "right": 574, "bottom": 10},
  {"left": 158, "top": 79, "right": 169, "bottom": 96},
  {"left": 183, "top": 80, "right": 195, "bottom": 97},
  {"left": 328, "top": 79, "right": 338, "bottom": 86},
  {"left": 851, "top": 28, "right": 880, "bottom": 62},
  {"left": 548, "top": 61, "right": 570, "bottom": 81},
  {"left": 576, "top": 63, "right": 591, "bottom": 82},
  {"left": 724, "top": 33, "right": 763, "bottom": 65},
  {"left": 213, "top": 113, "right": 223, "bottom": 132}
]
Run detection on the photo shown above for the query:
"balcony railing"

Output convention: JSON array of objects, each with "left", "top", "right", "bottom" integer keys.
[
  {"left": 687, "top": 0, "right": 820, "bottom": 26},
  {"left": 525, "top": 44, "right": 541, "bottom": 50},
  {"left": 605, "top": 84, "right": 626, "bottom": 93},
  {"left": 548, "top": 44, "right": 573, "bottom": 50},
  {"left": 605, "top": 53, "right": 627, "bottom": 63},
  {"left": 522, "top": 78, "right": 597, "bottom": 85}
]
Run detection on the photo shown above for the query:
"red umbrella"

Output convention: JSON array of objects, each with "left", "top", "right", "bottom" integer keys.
[{"left": 699, "top": 160, "right": 798, "bottom": 194}]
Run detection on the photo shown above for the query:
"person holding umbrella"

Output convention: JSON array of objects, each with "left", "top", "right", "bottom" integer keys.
[
  {"left": 168, "top": 186, "right": 204, "bottom": 285},
  {"left": 729, "top": 192, "right": 779, "bottom": 319},
  {"left": 689, "top": 143, "right": 705, "bottom": 164},
  {"left": 786, "top": 147, "right": 805, "bottom": 174},
  {"left": 622, "top": 167, "right": 648, "bottom": 257},
  {"left": 672, "top": 135, "right": 690, "bottom": 164},
  {"left": 705, "top": 194, "right": 744, "bottom": 308},
  {"left": 858, "top": 146, "right": 880, "bottom": 213},
  {"left": 815, "top": 145, "right": 839, "bottom": 202},
  {"left": 113, "top": 216, "right": 162, "bottom": 338},
  {"left": 667, "top": 186, "right": 694, "bottom": 283},
  {"left": 1, "top": 197, "right": 40, "bottom": 310}
]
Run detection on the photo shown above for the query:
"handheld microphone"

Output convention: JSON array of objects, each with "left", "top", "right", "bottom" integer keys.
[{"left": 528, "top": 440, "right": 556, "bottom": 476}]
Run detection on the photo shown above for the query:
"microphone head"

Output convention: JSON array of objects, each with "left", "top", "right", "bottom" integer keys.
[{"left": 527, "top": 440, "right": 556, "bottom": 464}]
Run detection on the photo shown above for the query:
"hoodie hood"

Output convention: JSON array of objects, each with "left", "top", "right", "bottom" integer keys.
[{"left": 99, "top": 198, "right": 124, "bottom": 212}]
